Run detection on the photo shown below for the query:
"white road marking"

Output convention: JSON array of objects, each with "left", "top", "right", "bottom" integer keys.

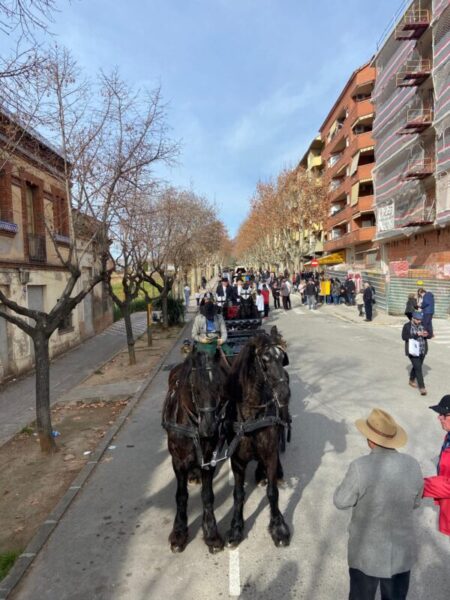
[{"left": 229, "top": 548, "right": 241, "bottom": 597}]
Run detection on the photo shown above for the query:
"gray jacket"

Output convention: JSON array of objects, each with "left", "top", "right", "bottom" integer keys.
[
  {"left": 333, "top": 446, "right": 423, "bottom": 578},
  {"left": 191, "top": 314, "right": 227, "bottom": 343}
]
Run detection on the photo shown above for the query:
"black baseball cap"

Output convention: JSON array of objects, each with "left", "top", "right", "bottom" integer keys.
[{"left": 429, "top": 395, "right": 450, "bottom": 415}]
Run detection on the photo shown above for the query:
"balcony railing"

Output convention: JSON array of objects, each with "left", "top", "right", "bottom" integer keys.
[
  {"left": 396, "top": 59, "right": 432, "bottom": 87},
  {"left": 395, "top": 9, "right": 430, "bottom": 40},
  {"left": 404, "top": 157, "right": 435, "bottom": 180},
  {"left": 398, "top": 108, "right": 434, "bottom": 135},
  {"left": 328, "top": 152, "right": 343, "bottom": 168},
  {"left": 28, "top": 233, "right": 47, "bottom": 263}
]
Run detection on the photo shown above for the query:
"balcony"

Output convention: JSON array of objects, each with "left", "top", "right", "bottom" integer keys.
[
  {"left": 404, "top": 157, "right": 434, "bottom": 180},
  {"left": 353, "top": 163, "right": 374, "bottom": 182},
  {"left": 348, "top": 99, "right": 374, "bottom": 127},
  {"left": 309, "top": 155, "right": 323, "bottom": 170},
  {"left": 396, "top": 59, "right": 432, "bottom": 87},
  {"left": 348, "top": 131, "right": 374, "bottom": 156},
  {"left": 352, "top": 195, "right": 374, "bottom": 215},
  {"left": 397, "top": 108, "right": 433, "bottom": 135},
  {"left": 348, "top": 227, "right": 376, "bottom": 245},
  {"left": 28, "top": 233, "right": 47, "bottom": 263},
  {"left": 395, "top": 9, "right": 430, "bottom": 40},
  {"left": 324, "top": 233, "right": 349, "bottom": 253},
  {"left": 328, "top": 205, "right": 352, "bottom": 229}
]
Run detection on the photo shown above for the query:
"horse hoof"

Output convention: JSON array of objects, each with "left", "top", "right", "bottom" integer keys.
[
  {"left": 269, "top": 522, "right": 290, "bottom": 547},
  {"left": 170, "top": 543, "right": 186, "bottom": 553},
  {"left": 226, "top": 530, "right": 243, "bottom": 548},
  {"left": 169, "top": 530, "right": 188, "bottom": 553},
  {"left": 257, "top": 478, "right": 268, "bottom": 487}
]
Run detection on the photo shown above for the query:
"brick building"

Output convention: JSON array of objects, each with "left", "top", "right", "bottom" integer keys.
[
  {"left": 320, "top": 62, "right": 378, "bottom": 269},
  {"left": 0, "top": 113, "right": 113, "bottom": 381}
]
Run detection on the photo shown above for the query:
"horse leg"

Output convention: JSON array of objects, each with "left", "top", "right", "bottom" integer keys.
[
  {"left": 265, "top": 454, "right": 290, "bottom": 547},
  {"left": 201, "top": 468, "right": 224, "bottom": 553},
  {"left": 227, "top": 458, "right": 247, "bottom": 548},
  {"left": 255, "top": 460, "right": 267, "bottom": 486},
  {"left": 169, "top": 462, "right": 189, "bottom": 552}
]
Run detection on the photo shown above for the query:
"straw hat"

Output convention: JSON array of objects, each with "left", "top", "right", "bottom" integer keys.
[{"left": 355, "top": 408, "right": 407, "bottom": 449}]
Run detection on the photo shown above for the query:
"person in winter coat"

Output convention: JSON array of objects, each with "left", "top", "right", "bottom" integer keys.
[
  {"left": 344, "top": 277, "right": 356, "bottom": 306},
  {"left": 417, "top": 287, "right": 434, "bottom": 338},
  {"left": 334, "top": 408, "right": 423, "bottom": 600},
  {"left": 423, "top": 395, "right": 450, "bottom": 537},
  {"left": 356, "top": 290, "right": 364, "bottom": 317},
  {"left": 404, "top": 294, "right": 418, "bottom": 321},
  {"left": 271, "top": 282, "right": 281, "bottom": 309},
  {"left": 261, "top": 284, "right": 270, "bottom": 318},
  {"left": 401, "top": 311, "right": 429, "bottom": 396},
  {"left": 363, "top": 282, "right": 373, "bottom": 322},
  {"left": 305, "top": 279, "right": 316, "bottom": 310}
]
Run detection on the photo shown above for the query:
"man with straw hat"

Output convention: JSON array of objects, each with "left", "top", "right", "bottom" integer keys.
[{"left": 334, "top": 409, "right": 423, "bottom": 600}]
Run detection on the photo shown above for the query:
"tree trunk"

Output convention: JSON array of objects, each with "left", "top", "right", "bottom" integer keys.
[
  {"left": 123, "top": 304, "right": 136, "bottom": 365},
  {"left": 162, "top": 294, "right": 169, "bottom": 329},
  {"left": 146, "top": 299, "right": 153, "bottom": 347},
  {"left": 34, "top": 330, "right": 57, "bottom": 453}
]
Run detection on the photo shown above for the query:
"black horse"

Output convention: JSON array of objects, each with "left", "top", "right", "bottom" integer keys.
[
  {"left": 225, "top": 326, "right": 291, "bottom": 547},
  {"left": 162, "top": 347, "right": 229, "bottom": 553}
]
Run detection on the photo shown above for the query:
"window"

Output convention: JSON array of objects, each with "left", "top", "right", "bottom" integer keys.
[
  {"left": 25, "top": 184, "right": 36, "bottom": 234},
  {"left": 0, "top": 164, "right": 14, "bottom": 227},
  {"left": 53, "top": 194, "right": 69, "bottom": 237}
]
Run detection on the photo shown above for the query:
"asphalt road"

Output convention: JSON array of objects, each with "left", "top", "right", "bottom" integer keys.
[{"left": 11, "top": 299, "right": 450, "bottom": 599}]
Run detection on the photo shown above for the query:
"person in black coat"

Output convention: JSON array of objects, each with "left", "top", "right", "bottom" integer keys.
[
  {"left": 216, "top": 278, "right": 238, "bottom": 304},
  {"left": 363, "top": 282, "right": 373, "bottom": 321},
  {"left": 401, "top": 311, "right": 429, "bottom": 395},
  {"left": 404, "top": 294, "right": 418, "bottom": 321},
  {"left": 345, "top": 277, "right": 356, "bottom": 306}
]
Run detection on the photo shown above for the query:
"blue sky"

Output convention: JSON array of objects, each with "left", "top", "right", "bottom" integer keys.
[{"left": 21, "top": 0, "right": 404, "bottom": 235}]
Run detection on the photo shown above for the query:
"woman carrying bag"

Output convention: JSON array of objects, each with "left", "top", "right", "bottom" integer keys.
[{"left": 401, "top": 311, "right": 429, "bottom": 396}]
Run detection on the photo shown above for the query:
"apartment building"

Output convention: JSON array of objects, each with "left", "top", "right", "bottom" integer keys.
[
  {"left": 373, "top": 0, "right": 450, "bottom": 282},
  {"left": 320, "top": 62, "right": 378, "bottom": 268},
  {"left": 0, "top": 114, "right": 113, "bottom": 381}
]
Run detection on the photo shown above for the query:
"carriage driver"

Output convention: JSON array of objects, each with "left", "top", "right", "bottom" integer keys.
[{"left": 192, "top": 293, "right": 233, "bottom": 356}]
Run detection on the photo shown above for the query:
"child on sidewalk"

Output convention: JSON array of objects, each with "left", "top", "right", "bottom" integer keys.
[{"left": 356, "top": 290, "right": 364, "bottom": 317}]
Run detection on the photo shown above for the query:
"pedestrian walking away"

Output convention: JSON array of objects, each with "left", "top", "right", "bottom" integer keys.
[
  {"left": 334, "top": 408, "right": 423, "bottom": 600},
  {"left": 363, "top": 282, "right": 373, "bottom": 322},
  {"left": 272, "top": 282, "right": 281, "bottom": 309},
  {"left": 418, "top": 287, "right": 435, "bottom": 338},
  {"left": 401, "top": 311, "right": 428, "bottom": 395},
  {"left": 423, "top": 395, "right": 450, "bottom": 537}
]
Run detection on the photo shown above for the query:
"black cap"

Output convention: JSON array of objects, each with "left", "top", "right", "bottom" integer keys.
[{"left": 429, "top": 395, "right": 450, "bottom": 415}]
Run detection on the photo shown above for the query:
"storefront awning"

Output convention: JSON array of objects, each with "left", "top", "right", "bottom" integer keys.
[{"left": 304, "top": 252, "right": 345, "bottom": 266}]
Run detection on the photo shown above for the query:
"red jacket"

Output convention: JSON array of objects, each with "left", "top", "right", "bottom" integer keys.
[
  {"left": 261, "top": 289, "right": 270, "bottom": 304},
  {"left": 423, "top": 445, "right": 450, "bottom": 535}
]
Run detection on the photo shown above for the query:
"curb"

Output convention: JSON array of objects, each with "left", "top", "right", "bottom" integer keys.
[{"left": 0, "top": 317, "right": 193, "bottom": 599}]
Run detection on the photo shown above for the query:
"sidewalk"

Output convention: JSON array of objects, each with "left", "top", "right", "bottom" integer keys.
[{"left": 0, "top": 312, "right": 148, "bottom": 447}]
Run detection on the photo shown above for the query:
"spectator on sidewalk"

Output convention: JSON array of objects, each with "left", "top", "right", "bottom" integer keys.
[
  {"left": 356, "top": 289, "right": 364, "bottom": 317},
  {"left": 363, "top": 282, "right": 374, "bottom": 322},
  {"left": 331, "top": 278, "right": 341, "bottom": 305},
  {"left": 402, "top": 311, "right": 429, "bottom": 396},
  {"left": 345, "top": 276, "right": 356, "bottom": 306},
  {"left": 255, "top": 289, "right": 265, "bottom": 317},
  {"left": 423, "top": 395, "right": 450, "bottom": 537},
  {"left": 305, "top": 279, "right": 316, "bottom": 311},
  {"left": 404, "top": 294, "right": 418, "bottom": 321},
  {"left": 261, "top": 284, "right": 270, "bottom": 318},
  {"left": 334, "top": 408, "right": 423, "bottom": 600},
  {"left": 418, "top": 287, "right": 435, "bottom": 339},
  {"left": 183, "top": 284, "right": 191, "bottom": 308},
  {"left": 271, "top": 281, "right": 281, "bottom": 309},
  {"left": 281, "top": 279, "right": 291, "bottom": 310}
]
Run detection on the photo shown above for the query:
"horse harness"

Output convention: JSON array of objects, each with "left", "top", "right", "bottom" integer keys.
[
  {"left": 227, "top": 345, "right": 292, "bottom": 458},
  {"left": 162, "top": 344, "right": 291, "bottom": 469},
  {"left": 162, "top": 364, "right": 229, "bottom": 470}
]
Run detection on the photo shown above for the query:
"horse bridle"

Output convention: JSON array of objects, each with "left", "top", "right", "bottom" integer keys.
[{"left": 162, "top": 362, "right": 228, "bottom": 470}]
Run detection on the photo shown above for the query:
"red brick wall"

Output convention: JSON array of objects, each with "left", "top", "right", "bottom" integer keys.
[{"left": 387, "top": 228, "right": 450, "bottom": 266}]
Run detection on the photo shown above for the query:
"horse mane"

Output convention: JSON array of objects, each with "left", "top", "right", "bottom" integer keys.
[{"left": 228, "top": 333, "right": 270, "bottom": 400}]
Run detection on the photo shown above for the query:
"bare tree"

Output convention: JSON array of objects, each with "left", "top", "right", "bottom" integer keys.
[
  {"left": 139, "top": 187, "right": 222, "bottom": 328},
  {"left": 0, "top": 47, "right": 177, "bottom": 452}
]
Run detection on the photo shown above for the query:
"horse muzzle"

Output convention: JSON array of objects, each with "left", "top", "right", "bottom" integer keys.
[{"left": 198, "top": 408, "right": 219, "bottom": 438}]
